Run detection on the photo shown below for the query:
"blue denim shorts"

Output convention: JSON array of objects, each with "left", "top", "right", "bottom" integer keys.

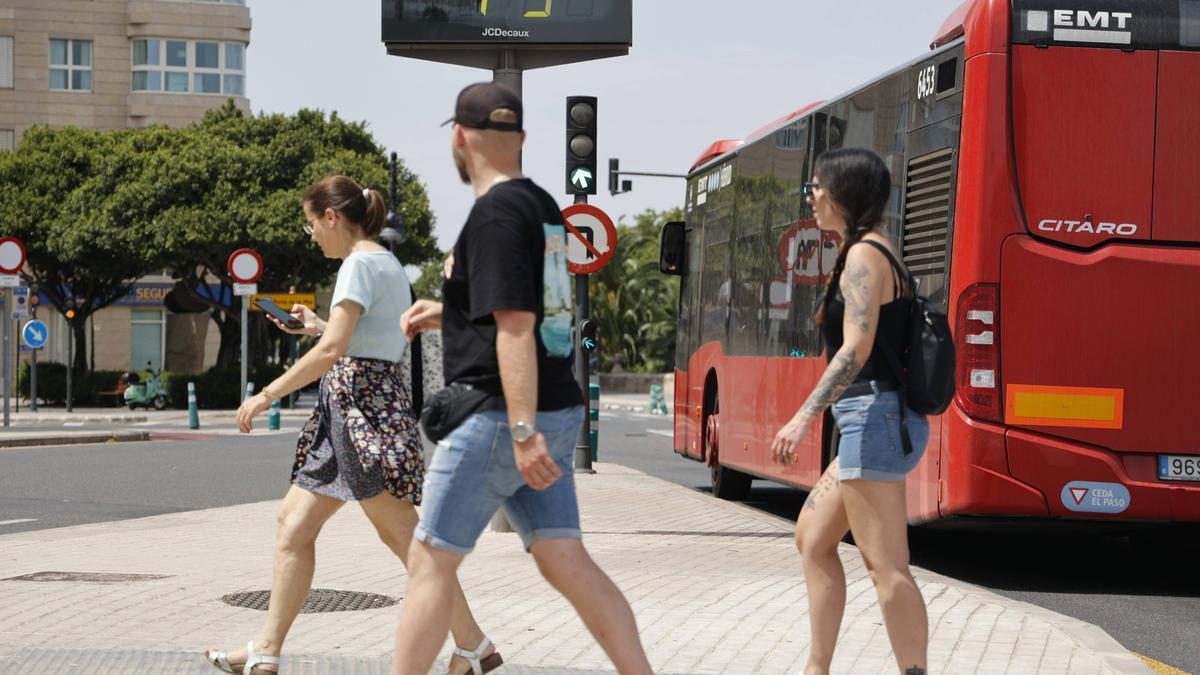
[
  {"left": 413, "top": 405, "right": 585, "bottom": 556},
  {"left": 832, "top": 388, "right": 929, "bottom": 481}
]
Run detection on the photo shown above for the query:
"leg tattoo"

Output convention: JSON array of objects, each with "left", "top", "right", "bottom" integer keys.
[
  {"left": 802, "top": 470, "right": 839, "bottom": 512},
  {"left": 905, "top": 667, "right": 926, "bottom": 675}
]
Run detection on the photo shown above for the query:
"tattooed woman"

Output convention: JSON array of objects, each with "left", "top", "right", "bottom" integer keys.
[{"left": 770, "top": 149, "right": 930, "bottom": 675}]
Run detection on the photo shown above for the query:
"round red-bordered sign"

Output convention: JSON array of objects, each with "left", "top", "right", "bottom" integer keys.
[
  {"left": 562, "top": 204, "right": 618, "bottom": 275},
  {"left": 227, "top": 248, "right": 263, "bottom": 284},
  {"left": 0, "top": 236, "right": 27, "bottom": 275}
]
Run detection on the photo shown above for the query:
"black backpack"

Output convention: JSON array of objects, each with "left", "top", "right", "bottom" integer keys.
[{"left": 860, "top": 240, "right": 957, "bottom": 454}]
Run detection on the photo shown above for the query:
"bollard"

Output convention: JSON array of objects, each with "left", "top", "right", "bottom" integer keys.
[
  {"left": 268, "top": 397, "right": 281, "bottom": 431},
  {"left": 244, "top": 381, "right": 254, "bottom": 402},
  {"left": 589, "top": 382, "right": 600, "bottom": 461},
  {"left": 187, "top": 382, "right": 199, "bottom": 430},
  {"left": 649, "top": 384, "right": 668, "bottom": 415}
]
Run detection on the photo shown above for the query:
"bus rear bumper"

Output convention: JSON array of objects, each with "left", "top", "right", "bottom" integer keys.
[{"left": 1006, "top": 429, "right": 1199, "bottom": 522}]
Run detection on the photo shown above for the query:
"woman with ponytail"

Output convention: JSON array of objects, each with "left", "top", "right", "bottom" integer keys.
[
  {"left": 205, "top": 176, "right": 501, "bottom": 675},
  {"left": 770, "top": 149, "right": 930, "bottom": 675}
]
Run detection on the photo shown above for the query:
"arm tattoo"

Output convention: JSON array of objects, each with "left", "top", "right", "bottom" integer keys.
[
  {"left": 840, "top": 256, "right": 876, "bottom": 335},
  {"left": 801, "top": 348, "right": 864, "bottom": 417},
  {"left": 800, "top": 254, "right": 876, "bottom": 417}
]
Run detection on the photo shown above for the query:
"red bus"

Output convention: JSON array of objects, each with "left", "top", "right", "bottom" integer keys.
[{"left": 661, "top": 0, "right": 1200, "bottom": 525}]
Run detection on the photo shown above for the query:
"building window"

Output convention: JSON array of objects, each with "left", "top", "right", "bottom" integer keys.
[
  {"left": 49, "top": 38, "right": 92, "bottom": 91},
  {"left": 132, "top": 38, "right": 245, "bottom": 96},
  {"left": 131, "top": 309, "right": 165, "bottom": 373},
  {"left": 0, "top": 36, "right": 13, "bottom": 89},
  {"left": 0, "top": 130, "right": 13, "bottom": 151}
]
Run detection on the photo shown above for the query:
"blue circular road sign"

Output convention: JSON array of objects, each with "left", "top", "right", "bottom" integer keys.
[{"left": 22, "top": 320, "right": 47, "bottom": 349}]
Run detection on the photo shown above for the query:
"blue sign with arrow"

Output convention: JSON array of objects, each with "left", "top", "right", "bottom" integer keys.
[{"left": 22, "top": 320, "right": 47, "bottom": 350}]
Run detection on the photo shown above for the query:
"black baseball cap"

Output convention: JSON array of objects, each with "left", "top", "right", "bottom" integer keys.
[{"left": 442, "top": 82, "right": 523, "bottom": 132}]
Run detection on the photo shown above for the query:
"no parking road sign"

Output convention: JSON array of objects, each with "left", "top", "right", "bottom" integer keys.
[
  {"left": 22, "top": 320, "right": 47, "bottom": 350},
  {"left": 563, "top": 204, "right": 618, "bottom": 275}
]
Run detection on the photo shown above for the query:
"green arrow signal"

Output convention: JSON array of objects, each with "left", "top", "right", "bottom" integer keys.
[{"left": 571, "top": 167, "right": 593, "bottom": 190}]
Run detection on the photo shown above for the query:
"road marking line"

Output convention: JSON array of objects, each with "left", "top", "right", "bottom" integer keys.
[
  {"left": 0, "top": 519, "right": 36, "bottom": 526},
  {"left": 63, "top": 422, "right": 84, "bottom": 427},
  {"left": 1135, "top": 653, "right": 1189, "bottom": 675},
  {"left": 646, "top": 429, "right": 673, "bottom": 437}
]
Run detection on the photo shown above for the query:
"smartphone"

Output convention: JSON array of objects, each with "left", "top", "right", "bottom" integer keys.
[{"left": 254, "top": 297, "right": 305, "bottom": 329}]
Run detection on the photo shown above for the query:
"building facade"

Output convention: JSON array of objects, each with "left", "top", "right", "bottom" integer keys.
[{"left": 0, "top": 0, "right": 251, "bottom": 377}]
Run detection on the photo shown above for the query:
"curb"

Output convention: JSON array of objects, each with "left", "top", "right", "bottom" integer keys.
[{"left": 0, "top": 431, "right": 151, "bottom": 448}]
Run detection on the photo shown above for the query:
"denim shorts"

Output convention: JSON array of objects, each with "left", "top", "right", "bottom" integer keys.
[
  {"left": 413, "top": 405, "right": 585, "bottom": 556},
  {"left": 832, "top": 388, "right": 929, "bottom": 481}
]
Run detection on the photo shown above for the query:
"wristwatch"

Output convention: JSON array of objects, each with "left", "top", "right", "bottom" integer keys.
[{"left": 511, "top": 421, "right": 537, "bottom": 443}]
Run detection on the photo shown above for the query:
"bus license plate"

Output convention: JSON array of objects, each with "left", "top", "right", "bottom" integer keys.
[{"left": 1159, "top": 455, "right": 1200, "bottom": 481}]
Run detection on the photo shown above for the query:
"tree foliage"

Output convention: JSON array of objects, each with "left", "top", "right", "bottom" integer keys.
[
  {"left": 589, "top": 208, "right": 682, "bottom": 373},
  {"left": 0, "top": 101, "right": 440, "bottom": 371}
]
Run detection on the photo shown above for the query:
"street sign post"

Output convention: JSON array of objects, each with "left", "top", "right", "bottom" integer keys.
[
  {"left": 0, "top": 236, "right": 26, "bottom": 427},
  {"left": 228, "top": 249, "right": 263, "bottom": 401},
  {"left": 22, "top": 319, "right": 47, "bottom": 413},
  {"left": 561, "top": 200, "right": 618, "bottom": 473}
]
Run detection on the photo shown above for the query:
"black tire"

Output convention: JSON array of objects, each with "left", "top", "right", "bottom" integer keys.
[
  {"left": 711, "top": 460, "right": 753, "bottom": 501},
  {"left": 126, "top": 402, "right": 138, "bottom": 411},
  {"left": 705, "top": 390, "right": 752, "bottom": 501},
  {"left": 153, "top": 394, "right": 167, "bottom": 411}
]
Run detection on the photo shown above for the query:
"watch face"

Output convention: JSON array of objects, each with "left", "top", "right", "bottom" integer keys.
[{"left": 512, "top": 423, "right": 535, "bottom": 442}]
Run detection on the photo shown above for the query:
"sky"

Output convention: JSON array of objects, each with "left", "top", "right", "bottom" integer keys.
[{"left": 246, "top": 0, "right": 966, "bottom": 253}]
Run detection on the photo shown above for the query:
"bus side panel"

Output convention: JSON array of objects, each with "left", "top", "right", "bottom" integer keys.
[
  {"left": 728, "top": 355, "right": 820, "bottom": 488},
  {"left": 673, "top": 367, "right": 690, "bottom": 456},
  {"left": 685, "top": 341, "right": 725, "bottom": 461}
]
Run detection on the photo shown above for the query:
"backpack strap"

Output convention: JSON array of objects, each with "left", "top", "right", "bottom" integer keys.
[
  {"left": 857, "top": 239, "right": 911, "bottom": 299},
  {"left": 856, "top": 239, "right": 917, "bottom": 455}
]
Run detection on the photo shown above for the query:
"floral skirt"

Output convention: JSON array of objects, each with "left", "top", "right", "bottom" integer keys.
[{"left": 291, "top": 357, "right": 424, "bottom": 503}]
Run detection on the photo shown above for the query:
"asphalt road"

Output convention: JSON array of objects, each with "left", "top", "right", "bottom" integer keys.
[{"left": 0, "top": 408, "right": 1195, "bottom": 672}]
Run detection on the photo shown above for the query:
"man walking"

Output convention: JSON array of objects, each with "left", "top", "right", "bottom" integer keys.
[{"left": 392, "top": 82, "right": 653, "bottom": 675}]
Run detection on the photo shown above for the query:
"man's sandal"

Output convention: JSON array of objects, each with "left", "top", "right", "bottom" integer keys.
[
  {"left": 204, "top": 640, "right": 283, "bottom": 674},
  {"left": 447, "top": 636, "right": 504, "bottom": 675}
]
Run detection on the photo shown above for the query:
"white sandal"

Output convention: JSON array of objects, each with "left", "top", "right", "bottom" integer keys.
[
  {"left": 447, "top": 636, "right": 504, "bottom": 675},
  {"left": 204, "top": 640, "right": 283, "bottom": 674}
]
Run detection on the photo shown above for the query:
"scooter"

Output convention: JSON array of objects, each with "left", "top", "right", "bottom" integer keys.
[{"left": 123, "top": 362, "right": 168, "bottom": 410}]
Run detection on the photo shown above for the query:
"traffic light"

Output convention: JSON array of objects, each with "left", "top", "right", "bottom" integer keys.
[
  {"left": 608, "top": 158, "right": 619, "bottom": 196},
  {"left": 565, "top": 96, "right": 597, "bottom": 196}
]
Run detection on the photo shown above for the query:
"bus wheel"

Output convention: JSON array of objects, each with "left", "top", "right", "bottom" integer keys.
[{"left": 706, "top": 400, "right": 751, "bottom": 501}]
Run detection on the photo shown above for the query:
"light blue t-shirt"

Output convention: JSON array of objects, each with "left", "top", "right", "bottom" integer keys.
[{"left": 331, "top": 251, "right": 411, "bottom": 363}]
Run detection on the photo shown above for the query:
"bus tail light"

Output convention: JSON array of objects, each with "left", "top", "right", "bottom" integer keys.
[{"left": 956, "top": 283, "right": 1001, "bottom": 422}]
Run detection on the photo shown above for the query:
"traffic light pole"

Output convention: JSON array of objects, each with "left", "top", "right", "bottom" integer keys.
[{"left": 573, "top": 195, "right": 594, "bottom": 473}]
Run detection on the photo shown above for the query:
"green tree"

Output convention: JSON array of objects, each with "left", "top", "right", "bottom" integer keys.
[
  {"left": 111, "top": 102, "right": 439, "bottom": 368},
  {"left": 0, "top": 126, "right": 163, "bottom": 372},
  {"left": 589, "top": 207, "right": 683, "bottom": 373},
  {"left": 411, "top": 253, "right": 447, "bottom": 301}
]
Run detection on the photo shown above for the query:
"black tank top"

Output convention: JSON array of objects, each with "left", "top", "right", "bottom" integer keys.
[{"left": 821, "top": 239, "right": 911, "bottom": 383}]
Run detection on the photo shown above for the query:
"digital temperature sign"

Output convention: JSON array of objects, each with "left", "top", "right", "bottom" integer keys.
[{"left": 382, "top": 0, "right": 633, "bottom": 46}]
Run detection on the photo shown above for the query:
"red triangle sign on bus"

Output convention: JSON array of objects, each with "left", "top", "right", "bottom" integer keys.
[{"left": 1070, "top": 487, "right": 1088, "bottom": 505}]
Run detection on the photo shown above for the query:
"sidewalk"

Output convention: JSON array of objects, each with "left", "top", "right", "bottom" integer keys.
[{"left": 0, "top": 464, "right": 1148, "bottom": 674}]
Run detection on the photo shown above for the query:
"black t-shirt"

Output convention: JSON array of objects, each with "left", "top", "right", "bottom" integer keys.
[{"left": 441, "top": 179, "right": 582, "bottom": 410}]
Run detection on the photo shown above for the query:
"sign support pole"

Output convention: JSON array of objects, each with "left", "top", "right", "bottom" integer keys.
[
  {"left": 240, "top": 295, "right": 248, "bottom": 402},
  {"left": 66, "top": 315, "right": 72, "bottom": 413},
  {"left": 3, "top": 288, "right": 9, "bottom": 427},
  {"left": 573, "top": 194, "right": 594, "bottom": 473},
  {"left": 30, "top": 338, "right": 37, "bottom": 414}
]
